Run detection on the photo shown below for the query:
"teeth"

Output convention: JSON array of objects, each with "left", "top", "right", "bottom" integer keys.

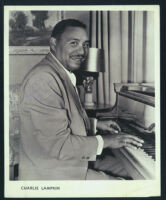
[{"left": 71, "top": 56, "right": 84, "bottom": 59}]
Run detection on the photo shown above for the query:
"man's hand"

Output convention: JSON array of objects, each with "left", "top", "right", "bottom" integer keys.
[
  {"left": 97, "top": 119, "right": 121, "bottom": 134},
  {"left": 102, "top": 133, "right": 144, "bottom": 150}
]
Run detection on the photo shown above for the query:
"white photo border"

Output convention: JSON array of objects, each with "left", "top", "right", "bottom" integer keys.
[{"left": 4, "top": 5, "right": 160, "bottom": 198}]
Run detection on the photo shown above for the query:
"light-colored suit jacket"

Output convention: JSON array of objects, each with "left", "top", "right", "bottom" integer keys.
[{"left": 19, "top": 53, "right": 98, "bottom": 180}]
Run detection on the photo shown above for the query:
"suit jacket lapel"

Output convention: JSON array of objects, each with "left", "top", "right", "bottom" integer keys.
[{"left": 45, "top": 53, "right": 90, "bottom": 130}]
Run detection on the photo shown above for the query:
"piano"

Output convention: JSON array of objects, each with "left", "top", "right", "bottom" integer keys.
[{"left": 97, "top": 83, "right": 156, "bottom": 180}]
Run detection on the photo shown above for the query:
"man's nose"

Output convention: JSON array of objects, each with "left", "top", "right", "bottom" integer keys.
[{"left": 77, "top": 45, "right": 85, "bottom": 55}]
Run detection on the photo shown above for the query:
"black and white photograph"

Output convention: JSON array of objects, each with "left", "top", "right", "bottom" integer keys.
[{"left": 4, "top": 5, "right": 160, "bottom": 198}]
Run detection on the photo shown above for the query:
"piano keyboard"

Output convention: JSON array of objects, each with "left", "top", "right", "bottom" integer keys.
[
  {"left": 111, "top": 119, "right": 155, "bottom": 179},
  {"left": 117, "top": 119, "right": 155, "bottom": 160}
]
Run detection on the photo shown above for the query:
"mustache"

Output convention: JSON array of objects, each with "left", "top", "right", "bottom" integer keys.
[{"left": 71, "top": 55, "right": 86, "bottom": 59}]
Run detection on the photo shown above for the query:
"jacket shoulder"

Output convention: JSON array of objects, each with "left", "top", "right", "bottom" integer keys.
[{"left": 23, "top": 57, "right": 61, "bottom": 84}]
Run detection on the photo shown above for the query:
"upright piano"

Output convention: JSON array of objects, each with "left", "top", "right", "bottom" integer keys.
[{"left": 98, "top": 83, "right": 156, "bottom": 180}]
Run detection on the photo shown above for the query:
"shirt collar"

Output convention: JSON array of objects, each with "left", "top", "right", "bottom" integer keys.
[{"left": 50, "top": 51, "right": 77, "bottom": 87}]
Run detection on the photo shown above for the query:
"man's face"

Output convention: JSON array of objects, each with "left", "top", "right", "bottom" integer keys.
[{"left": 54, "top": 26, "right": 89, "bottom": 71}]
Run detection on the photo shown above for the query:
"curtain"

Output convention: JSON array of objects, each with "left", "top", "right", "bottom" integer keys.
[{"left": 89, "top": 11, "right": 154, "bottom": 106}]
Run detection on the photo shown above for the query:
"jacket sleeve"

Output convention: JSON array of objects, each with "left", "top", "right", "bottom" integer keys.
[{"left": 21, "top": 71, "right": 98, "bottom": 161}]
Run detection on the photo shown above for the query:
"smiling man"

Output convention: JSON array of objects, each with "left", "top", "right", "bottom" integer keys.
[
  {"left": 19, "top": 19, "right": 144, "bottom": 180},
  {"left": 50, "top": 25, "right": 89, "bottom": 71}
]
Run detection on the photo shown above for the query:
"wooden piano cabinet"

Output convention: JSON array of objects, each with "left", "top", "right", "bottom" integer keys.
[{"left": 112, "top": 83, "right": 156, "bottom": 180}]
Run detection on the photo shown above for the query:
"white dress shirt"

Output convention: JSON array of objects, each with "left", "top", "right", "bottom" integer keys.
[{"left": 50, "top": 52, "right": 104, "bottom": 155}]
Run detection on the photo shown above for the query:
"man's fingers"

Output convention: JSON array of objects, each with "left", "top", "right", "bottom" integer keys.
[
  {"left": 110, "top": 121, "right": 121, "bottom": 132},
  {"left": 123, "top": 134, "right": 144, "bottom": 143},
  {"left": 124, "top": 138, "right": 143, "bottom": 147},
  {"left": 107, "top": 127, "right": 119, "bottom": 134},
  {"left": 125, "top": 143, "right": 138, "bottom": 150}
]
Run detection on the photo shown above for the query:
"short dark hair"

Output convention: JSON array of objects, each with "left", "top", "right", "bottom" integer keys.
[{"left": 51, "top": 19, "right": 86, "bottom": 39}]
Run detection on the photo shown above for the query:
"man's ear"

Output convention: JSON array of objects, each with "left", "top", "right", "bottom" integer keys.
[{"left": 50, "top": 37, "right": 57, "bottom": 52}]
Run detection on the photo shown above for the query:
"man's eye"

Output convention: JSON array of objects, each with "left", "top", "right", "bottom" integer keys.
[
  {"left": 83, "top": 43, "right": 89, "bottom": 48},
  {"left": 70, "top": 41, "right": 78, "bottom": 47}
]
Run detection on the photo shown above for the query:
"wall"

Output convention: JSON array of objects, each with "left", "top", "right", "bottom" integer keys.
[{"left": 9, "top": 55, "right": 45, "bottom": 85}]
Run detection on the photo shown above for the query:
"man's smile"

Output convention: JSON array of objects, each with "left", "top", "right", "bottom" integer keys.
[
  {"left": 71, "top": 55, "right": 85, "bottom": 60},
  {"left": 70, "top": 55, "right": 85, "bottom": 63}
]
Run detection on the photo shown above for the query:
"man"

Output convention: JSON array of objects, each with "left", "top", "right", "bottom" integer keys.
[{"left": 19, "top": 19, "right": 144, "bottom": 180}]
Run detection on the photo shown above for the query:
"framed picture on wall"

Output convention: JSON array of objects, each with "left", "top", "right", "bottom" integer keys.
[
  {"left": 9, "top": 10, "right": 90, "bottom": 55},
  {"left": 9, "top": 11, "right": 64, "bottom": 54}
]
